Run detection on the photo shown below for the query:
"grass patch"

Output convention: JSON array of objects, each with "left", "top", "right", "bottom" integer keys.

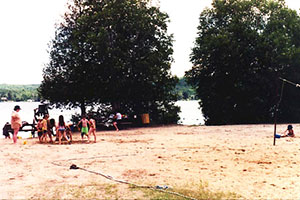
[
  {"left": 33, "top": 179, "right": 241, "bottom": 199},
  {"left": 47, "top": 182, "right": 119, "bottom": 199},
  {"left": 133, "top": 180, "right": 241, "bottom": 200}
]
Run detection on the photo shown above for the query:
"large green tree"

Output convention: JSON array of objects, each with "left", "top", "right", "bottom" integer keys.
[
  {"left": 186, "top": 0, "right": 300, "bottom": 125},
  {"left": 39, "top": 0, "right": 179, "bottom": 123}
]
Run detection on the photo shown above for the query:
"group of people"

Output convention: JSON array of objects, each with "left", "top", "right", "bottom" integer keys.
[
  {"left": 35, "top": 114, "right": 73, "bottom": 144},
  {"left": 8, "top": 105, "right": 98, "bottom": 144},
  {"left": 6, "top": 105, "right": 124, "bottom": 144},
  {"left": 36, "top": 113, "right": 97, "bottom": 144}
]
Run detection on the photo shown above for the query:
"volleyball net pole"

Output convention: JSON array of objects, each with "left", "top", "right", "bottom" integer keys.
[{"left": 273, "top": 77, "right": 300, "bottom": 145}]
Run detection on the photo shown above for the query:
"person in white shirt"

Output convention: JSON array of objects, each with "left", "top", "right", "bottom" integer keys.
[{"left": 113, "top": 112, "right": 122, "bottom": 131}]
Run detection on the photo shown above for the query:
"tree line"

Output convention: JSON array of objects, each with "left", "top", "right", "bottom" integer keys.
[
  {"left": 175, "top": 78, "right": 197, "bottom": 100},
  {"left": 0, "top": 84, "right": 40, "bottom": 102},
  {"left": 0, "top": 78, "right": 195, "bottom": 102}
]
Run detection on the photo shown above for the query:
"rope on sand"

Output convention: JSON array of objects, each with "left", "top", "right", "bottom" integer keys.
[
  {"left": 51, "top": 154, "right": 134, "bottom": 166},
  {"left": 69, "top": 164, "right": 198, "bottom": 200},
  {"left": 50, "top": 156, "right": 198, "bottom": 200},
  {"left": 279, "top": 77, "right": 300, "bottom": 87}
]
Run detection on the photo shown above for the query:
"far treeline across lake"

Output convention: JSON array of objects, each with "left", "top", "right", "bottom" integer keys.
[{"left": 0, "top": 78, "right": 196, "bottom": 102}]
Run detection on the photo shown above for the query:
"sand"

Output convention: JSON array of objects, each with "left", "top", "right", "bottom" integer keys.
[{"left": 1, "top": 124, "right": 300, "bottom": 199}]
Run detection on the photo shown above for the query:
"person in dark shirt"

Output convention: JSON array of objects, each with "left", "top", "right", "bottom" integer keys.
[{"left": 2, "top": 122, "right": 11, "bottom": 139}]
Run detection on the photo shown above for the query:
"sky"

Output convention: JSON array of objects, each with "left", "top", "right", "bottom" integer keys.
[{"left": 0, "top": 0, "right": 300, "bottom": 84}]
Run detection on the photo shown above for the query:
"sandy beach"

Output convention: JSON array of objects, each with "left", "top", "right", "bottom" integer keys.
[{"left": 1, "top": 124, "right": 300, "bottom": 199}]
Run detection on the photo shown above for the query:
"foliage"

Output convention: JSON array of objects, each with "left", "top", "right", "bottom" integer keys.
[
  {"left": 186, "top": 0, "right": 300, "bottom": 125},
  {"left": 39, "top": 0, "right": 179, "bottom": 124},
  {"left": 175, "top": 78, "right": 197, "bottom": 100},
  {"left": 46, "top": 180, "right": 240, "bottom": 199},
  {"left": 0, "top": 84, "right": 40, "bottom": 102}
]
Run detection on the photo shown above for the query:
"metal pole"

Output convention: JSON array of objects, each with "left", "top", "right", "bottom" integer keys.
[
  {"left": 273, "top": 80, "right": 285, "bottom": 146},
  {"left": 273, "top": 105, "right": 277, "bottom": 146}
]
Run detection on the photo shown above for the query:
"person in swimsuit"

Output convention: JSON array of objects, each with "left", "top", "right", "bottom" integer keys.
[
  {"left": 11, "top": 105, "right": 22, "bottom": 144},
  {"left": 41, "top": 114, "right": 53, "bottom": 143},
  {"left": 57, "top": 115, "right": 69, "bottom": 144},
  {"left": 36, "top": 119, "right": 43, "bottom": 143},
  {"left": 77, "top": 115, "right": 89, "bottom": 141},
  {"left": 88, "top": 115, "right": 96, "bottom": 143},
  {"left": 281, "top": 124, "right": 295, "bottom": 137},
  {"left": 65, "top": 122, "right": 73, "bottom": 143}
]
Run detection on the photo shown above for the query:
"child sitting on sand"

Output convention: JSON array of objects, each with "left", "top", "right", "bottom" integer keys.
[
  {"left": 77, "top": 115, "right": 89, "bottom": 141},
  {"left": 281, "top": 125, "right": 295, "bottom": 137}
]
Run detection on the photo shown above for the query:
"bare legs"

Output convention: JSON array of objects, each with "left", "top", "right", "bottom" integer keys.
[
  {"left": 88, "top": 128, "right": 96, "bottom": 143},
  {"left": 58, "top": 130, "right": 69, "bottom": 145},
  {"left": 13, "top": 128, "right": 19, "bottom": 143},
  {"left": 113, "top": 122, "right": 119, "bottom": 131}
]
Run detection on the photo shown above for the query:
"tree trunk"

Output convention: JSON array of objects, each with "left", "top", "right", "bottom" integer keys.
[
  {"left": 80, "top": 101, "right": 86, "bottom": 116},
  {"left": 112, "top": 101, "right": 120, "bottom": 112}
]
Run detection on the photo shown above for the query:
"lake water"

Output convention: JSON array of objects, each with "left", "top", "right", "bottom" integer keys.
[
  {"left": 175, "top": 100, "right": 204, "bottom": 125},
  {"left": 0, "top": 101, "right": 204, "bottom": 138}
]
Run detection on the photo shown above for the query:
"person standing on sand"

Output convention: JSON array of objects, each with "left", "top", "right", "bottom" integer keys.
[
  {"left": 88, "top": 115, "right": 96, "bottom": 143},
  {"left": 113, "top": 112, "right": 122, "bottom": 131},
  {"left": 41, "top": 114, "right": 54, "bottom": 143},
  {"left": 36, "top": 119, "right": 43, "bottom": 143},
  {"left": 57, "top": 115, "right": 69, "bottom": 145},
  {"left": 41, "top": 114, "right": 48, "bottom": 142},
  {"left": 47, "top": 118, "right": 55, "bottom": 143},
  {"left": 77, "top": 115, "right": 89, "bottom": 141},
  {"left": 65, "top": 122, "right": 73, "bottom": 143},
  {"left": 11, "top": 105, "right": 22, "bottom": 144}
]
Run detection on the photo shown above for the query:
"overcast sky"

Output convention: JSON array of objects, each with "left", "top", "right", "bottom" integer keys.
[{"left": 0, "top": 0, "right": 299, "bottom": 84}]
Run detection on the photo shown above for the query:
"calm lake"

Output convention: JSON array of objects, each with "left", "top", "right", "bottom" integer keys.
[{"left": 0, "top": 101, "right": 204, "bottom": 138}]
